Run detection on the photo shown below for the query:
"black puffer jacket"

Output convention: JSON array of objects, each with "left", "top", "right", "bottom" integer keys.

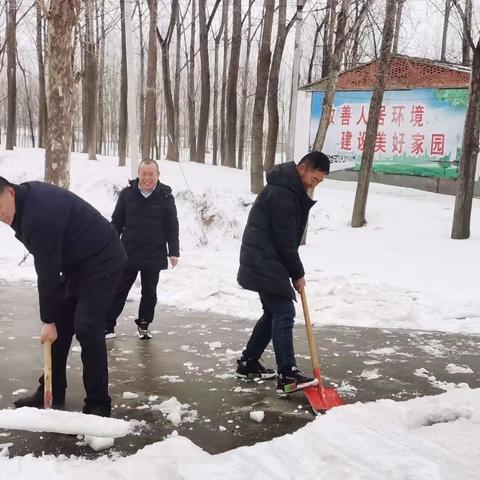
[
  {"left": 237, "top": 162, "right": 315, "bottom": 300},
  {"left": 111, "top": 179, "right": 180, "bottom": 270},
  {"left": 11, "top": 181, "right": 126, "bottom": 324}
]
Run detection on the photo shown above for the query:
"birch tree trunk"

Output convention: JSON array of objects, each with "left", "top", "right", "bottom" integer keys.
[{"left": 44, "top": 0, "right": 81, "bottom": 188}]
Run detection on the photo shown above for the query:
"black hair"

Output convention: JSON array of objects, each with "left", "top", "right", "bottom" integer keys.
[
  {"left": 0, "top": 176, "right": 12, "bottom": 193},
  {"left": 138, "top": 159, "right": 160, "bottom": 172},
  {"left": 298, "top": 151, "right": 330, "bottom": 174}
]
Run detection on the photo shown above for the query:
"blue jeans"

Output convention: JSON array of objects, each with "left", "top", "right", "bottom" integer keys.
[{"left": 241, "top": 292, "right": 296, "bottom": 372}]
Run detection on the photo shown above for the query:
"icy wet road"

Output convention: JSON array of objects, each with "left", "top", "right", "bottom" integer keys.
[{"left": 1, "top": 281, "right": 479, "bottom": 458}]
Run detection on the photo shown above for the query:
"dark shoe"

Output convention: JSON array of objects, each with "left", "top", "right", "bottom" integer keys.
[
  {"left": 276, "top": 366, "right": 318, "bottom": 395},
  {"left": 236, "top": 359, "right": 276, "bottom": 379},
  {"left": 13, "top": 389, "right": 65, "bottom": 409},
  {"left": 135, "top": 319, "right": 152, "bottom": 340},
  {"left": 105, "top": 328, "right": 116, "bottom": 339},
  {"left": 83, "top": 404, "right": 111, "bottom": 417}
]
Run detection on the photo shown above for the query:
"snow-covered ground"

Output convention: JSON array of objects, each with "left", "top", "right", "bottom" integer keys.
[
  {"left": 1, "top": 148, "right": 480, "bottom": 478},
  {"left": 1, "top": 148, "right": 479, "bottom": 333}
]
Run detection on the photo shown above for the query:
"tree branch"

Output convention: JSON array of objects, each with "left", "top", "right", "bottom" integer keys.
[
  {"left": 17, "top": 3, "right": 35, "bottom": 25},
  {"left": 206, "top": 0, "right": 221, "bottom": 32},
  {"left": 241, "top": 0, "right": 255, "bottom": 26},
  {"left": 451, "top": 0, "right": 475, "bottom": 51}
]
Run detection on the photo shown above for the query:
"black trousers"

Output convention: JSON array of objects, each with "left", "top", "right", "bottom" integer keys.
[
  {"left": 39, "top": 271, "right": 121, "bottom": 409},
  {"left": 106, "top": 267, "right": 160, "bottom": 330}
]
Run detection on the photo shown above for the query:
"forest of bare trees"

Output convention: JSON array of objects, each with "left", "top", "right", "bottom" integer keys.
[{"left": 0, "top": 0, "right": 478, "bottom": 235}]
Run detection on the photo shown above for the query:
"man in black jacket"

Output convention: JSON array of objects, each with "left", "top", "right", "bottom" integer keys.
[
  {"left": 105, "top": 159, "right": 180, "bottom": 340},
  {"left": 236, "top": 151, "right": 330, "bottom": 395},
  {"left": 0, "top": 176, "right": 126, "bottom": 416}
]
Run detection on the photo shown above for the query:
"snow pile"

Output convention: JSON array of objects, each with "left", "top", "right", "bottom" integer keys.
[
  {"left": 0, "top": 389, "right": 479, "bottom": 478},
  {"left": 0, "top": 407, "right": 131, "bottom": 438}
]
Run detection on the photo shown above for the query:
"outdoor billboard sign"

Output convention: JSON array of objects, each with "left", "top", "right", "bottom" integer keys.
[{"left": 309, "top": 88, "right": 468, "bottom": 178}]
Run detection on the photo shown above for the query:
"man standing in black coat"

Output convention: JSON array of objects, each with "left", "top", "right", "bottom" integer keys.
[
  {"left": 105, "top": 159, "right": 180, "bottom": 340},
  {"left": 236, "top": 151, "right": 330, "bottom": 395},
  {"left": 0, "top": 176, "right": 126, "bottom": 417}
]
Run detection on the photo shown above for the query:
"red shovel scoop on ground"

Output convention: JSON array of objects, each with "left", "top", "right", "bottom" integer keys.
[{"left": 300, "top": 288, "right": 344, "bottom": 414}]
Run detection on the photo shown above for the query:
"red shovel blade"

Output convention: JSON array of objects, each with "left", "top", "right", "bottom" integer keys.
[
  {"left": 44, "top": 390, "right": 53, "bottom": 410},
  {"left": 303, "top": 385, "right": 344, "bottom": 413}
]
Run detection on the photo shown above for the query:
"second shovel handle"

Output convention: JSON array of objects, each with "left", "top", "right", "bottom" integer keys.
[{"left": 44, "top": 340, "right": 52, "bottom": 396}]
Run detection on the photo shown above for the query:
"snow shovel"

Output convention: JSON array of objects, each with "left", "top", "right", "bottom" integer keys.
[
  {"left": 43, "top": 340, "right": 53, "bottom": 409},
  {"left": 300, "top": 288, "right": 344, "bottom": 413}
]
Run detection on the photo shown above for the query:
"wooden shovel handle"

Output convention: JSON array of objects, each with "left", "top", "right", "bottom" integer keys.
[
  {"left": 300, "top": 288, "right": 320, "bottom": 374},
  {"left": 43, "top": 340, "right": 53, "bottom": 409}
]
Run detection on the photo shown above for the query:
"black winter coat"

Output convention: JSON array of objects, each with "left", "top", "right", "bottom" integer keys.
[
  {"left": 11, "top": 181, "right": 126, "bottom": 324},
  {"left": 111, "top": 179, "right": 180, "bottom": 270},
  {"left": 237, "top": 162, "right": 315, "bottom": 300}
]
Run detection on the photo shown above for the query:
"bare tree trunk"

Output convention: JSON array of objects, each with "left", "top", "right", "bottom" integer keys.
[
  {"left": 212, "top": 36, "right": 221, "bottom": 165},
  {"left": 160, "top": 42, "right": 177, "bottom": 160},
  {"left": 196, "top": 0, "right": 218, "bottom": 164},
  {"left": 81, "top": 29, "right": 88, "bottom": 154},
  {"left": 351, "top": 0, "right": 397, "bottom": 228},
  {"left": 440, "top": 0, "right": 450, "bottom": 62},
  {"left": 188, "top": 0, "right": 197, "bottom": 161},
  {"left": 6, "top": 0, "right": 17, "bottom": 151},
  {"left": 137, "top": 0, "right": 146, "bottom": 146},
  {"left": 212, "top": 0, "right": 227, "bottom": 166},
  {"left": 142, "top": 0, "right": 158, "bottom": 160},
  {"left": 18, "top": 58, "right": 35, "bottom": 147},
  {"left": 392, "top": 0, "right": 403, "bottom": 53},
  {"left": 451, "top": 5, "right": 480, "bottom": 239},
  {"left": 321, "top": 0, "right": 336, "bottom": 78},
  {"left": 250, "top": 0, "right": 274, "bottom": 194},
  {"left": 173, "top": 8, "right": 182, "bottom": 152},
  {"left": 462, "top": 0, "right": 472, "bottom": 66},
  {"left": 265, "top": 0, "right": 290, "bottom": 172},
  {"left": 238, "top": 5, "right": 253, "bottom": 170},
  {"left": 157, "top": 0, "right": 179, "bottom": 161},
  {"left": 224, "top": 0, "right": 241, "bottom": 167},
  {"left": 118, "top": 0, "right": 128, "bottom": 166},
  {"left": 97, "top": 0, "right": 106, "bottom": 154},
  {"left": 220, "top": 0, "right": 229, "bottom": 165},
  {"left": 36, "top": 2, "right": 47, "bottom": 148},
  {"left": 350, "top": 0, "right": 363, "bottom": 67},
  {"left": 84, "top": 0, "right": 97, "bottom": 160},
  {"left": 308, "top": 16, "right": 323, "bottom": 83},
  {"left": 286, "top": 0, "right": 305, "bottom": 162},
  {"left": 158, "top": 98, "right": 163, "bottom": 156},
  {"left": 313, "top": 0, "right": 372, "bottom": 151},
  {"left": 44, "top": 0, "right": 81, "bottom": 188}
]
